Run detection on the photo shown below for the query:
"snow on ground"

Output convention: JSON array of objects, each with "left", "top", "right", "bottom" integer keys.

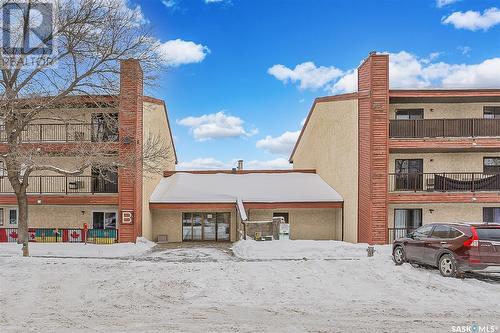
[
  {"left": 0, "top": 240, "right": 499, "bottom": 333},
  {"left": 0, "top": 237, "right": 155, "bottom": 258},
  {"left": 231, "top": 239, "right": 389, "bottom": 260}
]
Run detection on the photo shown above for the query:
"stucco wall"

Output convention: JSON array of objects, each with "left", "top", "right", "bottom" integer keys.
[
  {"left": 292, "top": 99, "right": 358, "bottom": 242},
  {"left": 247, "top": 208, "right": 341, "bottom": 240},
  {"left": 0, "top": 205, "right": 118, "bottom": 229},
  {"left": 151, "top": 208, "right": 238, "bottom": 242},
  {"left": 389, "top": 102, "right": 500, "bottom": 119},
  {"left": 389, "top": 152, "right": 500, "bottom": 174},
  {"left": 388, "top": 203, "right": 500, "bottom": 228},
  {"left": 142, "top": 101, "right": 177, "bottom": 240}
]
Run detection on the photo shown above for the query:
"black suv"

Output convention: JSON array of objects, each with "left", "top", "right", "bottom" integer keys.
[{"left": 392, "top": 223, "right": 500, "bottom": 277}]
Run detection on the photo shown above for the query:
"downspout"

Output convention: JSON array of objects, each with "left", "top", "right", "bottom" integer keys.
[{"left": 341, "top": 202, "right": 344, "bottom": 242}]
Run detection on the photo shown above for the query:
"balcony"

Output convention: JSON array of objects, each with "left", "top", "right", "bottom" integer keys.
[
  {"left": 0, "top": 123, "right": 118, "bottom": 143},
  {"left": 389, "top": 118, "right": 500, "bottom": 138},
  {"left": 388, "top": 172, "right": 500, "bottom": 193},
  {"left": 0, "top": 175, "right": 118, "bottom": 194}
]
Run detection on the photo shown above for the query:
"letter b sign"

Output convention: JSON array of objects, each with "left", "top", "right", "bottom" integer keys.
[{"left": 122, "top": 210, "right": 134, "bottom": 224}]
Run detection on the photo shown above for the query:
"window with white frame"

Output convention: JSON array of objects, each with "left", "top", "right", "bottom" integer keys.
[{"left": 0, "top": 208, "right": 3, "bottom": 226}]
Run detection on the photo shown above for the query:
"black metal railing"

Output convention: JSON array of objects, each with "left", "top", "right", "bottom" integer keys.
[
  {"left": 0, "top": 176, "right": 118, "bottom": 194},
  {"left": 0, "top": 123, "right": 119, "bottom": 142},
  {"left": 0, "top": 228, "right": 118, "bottom": 243},
  {"left": 389, "top": 118, "right": 500, "bottom": 138},
  {"left": 389, "top": 172, "right": 500, "bottom": 192},
  {"left": 388, "top": 227, "right": 417, "bottom": 243}
]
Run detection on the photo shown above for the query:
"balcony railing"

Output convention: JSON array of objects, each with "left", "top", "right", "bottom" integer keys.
[
  {"left": 389, "top": 118, "right": 500, "bottom": 138},
  {"left": 0, "top": 175, "right": 118, "bottom": 194},
  {"left": 388, "top": 227, "right": 417, "bottom": 243},
  {"left": 0, "top": 123, "right": 119, "bottom": 142},
  {"left": 388, "top": 172, "right": 500, "bottom": 192}
]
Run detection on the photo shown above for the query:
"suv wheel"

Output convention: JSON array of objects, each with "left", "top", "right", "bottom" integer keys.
[
  {"left": 439, "top": 254, "right": 457, "bottom": 278},
  {"left": 393, "top": 246, "right": 405, "bottom": 265}
]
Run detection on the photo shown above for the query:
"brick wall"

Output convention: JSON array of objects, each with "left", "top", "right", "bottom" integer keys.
[
  {"left": 357, "top": 53, "right": 389, "bottom": 244},
  {"left": 118, "top": 59, "right": 144, "bottom": 243}
]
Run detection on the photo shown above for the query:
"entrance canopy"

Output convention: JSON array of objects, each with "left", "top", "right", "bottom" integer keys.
[{"left": 150, "top": 172, "right": 343, "bottom": 220}]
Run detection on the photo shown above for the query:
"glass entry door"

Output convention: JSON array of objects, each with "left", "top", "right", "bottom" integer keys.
[{"left": 182, "top": 212, "right": 230, "bottom": 241}]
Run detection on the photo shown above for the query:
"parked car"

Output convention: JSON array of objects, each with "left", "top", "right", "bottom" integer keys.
[{"left": 392, "top": 223, "right": 500, "bottom": 277}]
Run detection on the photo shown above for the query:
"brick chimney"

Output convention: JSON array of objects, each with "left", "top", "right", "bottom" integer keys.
[
  {"left": 357, "top": 52, "right": 390, "bottom": 244},
  {"left": 118, "top": 59, "right": 144, "bottom": 243}
]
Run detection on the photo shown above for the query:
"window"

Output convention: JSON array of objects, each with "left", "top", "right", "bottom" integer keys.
[
  {"left": 92, "top": 212, "right": 117, "bottom": 229},
  {"left": 413, "top": 224, "right": 433, "bottom": 238},
  {"left": 395, "top": 109, "right": 424, "bottom": 120},
  {"left": 395, "top": 159, "right": 423, "bottom": 191},
  {"left": 394, "top": 209, "right": 423, "bottom": 230},
  {"left": 483, "top": 207, "right": 500, "bottom": 223},
  {"left": 9, "top": 208, "right": 18, "bottom": 225},
  {"left": 0, "top": 161, "right": 6, "bottom": 177},
  {"left": 273, "top": 212, "right": 289, "bottom": 223},
  {"left": 91, "top": 113, "right": 118, "bottom": 142},
  {"left": 92, "top": 167, "right": 118, "bottom": 193},
  {"left": 449, "top": 228, "right": 463, "bottom": 239},
  {"left": 182, "top": 212, "right": 230, "bottom": 241},
  {"left": 431, "top": 225, "right": 452, "bottom": 239},
  {"left": 483, "top": 157, "right": 500, "bottom": 174},
  {"left": 484, "top": 106, "right": 500, "bottom": 119},
  {"left": 0, "top": 208, "right": 3, "bottom": 226}
]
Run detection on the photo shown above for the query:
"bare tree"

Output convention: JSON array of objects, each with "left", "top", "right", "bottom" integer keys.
[{"left": 0, "top": 0, "right": 171, "bottom": 256}]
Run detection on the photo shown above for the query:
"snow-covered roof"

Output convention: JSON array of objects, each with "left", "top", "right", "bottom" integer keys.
[{"left": 150, "top": 172, "right": 343, "bottom": 204}]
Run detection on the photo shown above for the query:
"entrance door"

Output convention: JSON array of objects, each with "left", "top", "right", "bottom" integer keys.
[
  {"left": 182, "top": 212, "right": 230, "bottom": 241},
  {"left": 216, "top": 213, "right": 230, "bottom": 241}
]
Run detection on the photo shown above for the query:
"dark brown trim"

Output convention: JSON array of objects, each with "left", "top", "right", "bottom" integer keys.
[
  {"left": 289, "top": 92, "right": 359, "bottom": 163},
  {"left": 163, "top": 169, "right": 316, "bottom": 177},
  {"left": 243, "top": 202, "right": 343, "bottom": 209},
  {"left": 150, "top": 202, "right": 236, "bottom": 210},
  {"left": 143, "top": 96, "right": 164, "bottom": 105}
]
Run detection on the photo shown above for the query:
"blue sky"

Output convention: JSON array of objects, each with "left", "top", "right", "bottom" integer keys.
[{"left": 131, "top": 0, "right": 500, "bottom": 169}]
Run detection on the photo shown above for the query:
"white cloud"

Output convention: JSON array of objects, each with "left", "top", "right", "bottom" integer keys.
[
  {"left": 329, "top": 69, "right": 358, "bottom": 94},
  {"left": 442, "top": 7, "right": 500, "bottom": 31},
  {"left": 256, "top": 130, "right": 300, "bottom": 156},
  {"left": 458, "top": 46, "right": 472, "bottom": 56},
  {"left": 156, "top": 39, "right": 210, "bottom": 67},
  {"left": 178, "top": 111, "right": 257, "bottom": 141},
  {"left": 268, "top": 62, "right": 343, "bottom": 90},
  {"left": 177, "top": 158, "right": 228, "bottom": 170},
  {"left": 205, "top": 0, "right": 226, "bottom": 3},
  {"left": 245, "top": 158, "right": 291, "bottom": 169},
  {"left": 162, "top": 0, "right": 176, "bottom": 8},
  {"left": 329, "top": 51, "right": 500, "bottom": 94},
  {"left": 177, "top": 157, "right": 290, "bottom": 170},
  {"left": 436, "top": 0, "right": 460, "bottom": 8}
]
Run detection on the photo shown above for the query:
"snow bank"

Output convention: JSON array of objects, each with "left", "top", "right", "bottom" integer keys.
[
  {"left": 0, "top": 237, "right": 155, "bottom": 258},
  {"left": 231, "top": 239, "right": 391, "bottom": 260}
]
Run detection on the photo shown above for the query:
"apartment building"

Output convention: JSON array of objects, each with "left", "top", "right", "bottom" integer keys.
[
  {"left": 290, "top": 52, "right": 500, "bottom": 244},
  {"left": 0, "top": 60, "right": 177, "bottom": 243}
]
